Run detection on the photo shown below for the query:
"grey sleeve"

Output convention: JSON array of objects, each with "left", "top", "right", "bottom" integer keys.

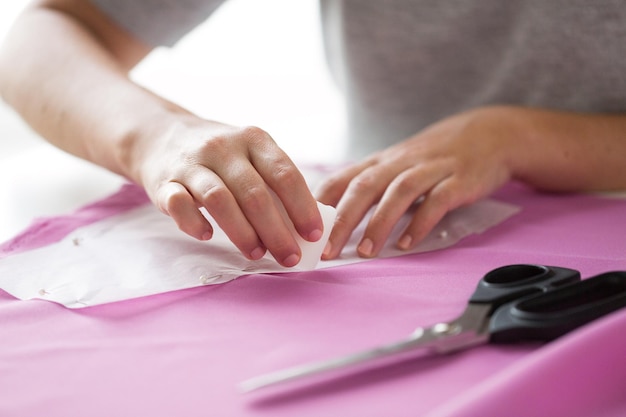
[{"left": 88, "top": 0, "right": 227, "bottom": 47}]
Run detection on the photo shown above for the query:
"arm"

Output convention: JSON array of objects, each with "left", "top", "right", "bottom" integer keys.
[
  {"left": 317, "top": 105, "right": 626, "bottom": 259},
  {"left": 0, "top": 0, "right": 323, "bottom": 267}
]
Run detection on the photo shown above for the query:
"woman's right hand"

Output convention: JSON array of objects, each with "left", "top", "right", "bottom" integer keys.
[{"left": 128, "top": 116, "right": 324, "bottom": 267}]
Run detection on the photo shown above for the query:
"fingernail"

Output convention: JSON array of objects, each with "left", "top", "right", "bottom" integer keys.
[
  {"left": 308, "top": 228, "right": 323, "bottom": 242},
  {"left": 322, "top": 241, "right": 332, "bottom": 258},
  {"left": 398, "top": 234, "right": 412, "bottom": 250},
  {"left": 250, "top": 246, "right": 266, "bottom": 260},
  {"left": 201, "top": 231, "right": 213, "bottom": 240},
  {"left": 283, "top": 253, "right": 300, "bottom": 267},
  {"left": 358, "top": 238, "right": 374, "bottom": 258}
]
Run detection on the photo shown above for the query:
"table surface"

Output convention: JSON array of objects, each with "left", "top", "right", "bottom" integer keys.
[{"left": 1, "top": 181, "right": 626, "bottom": 417}]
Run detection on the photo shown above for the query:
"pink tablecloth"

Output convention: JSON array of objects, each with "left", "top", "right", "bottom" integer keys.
[{"left": 1, "top": 181, "right": 625, "bottom": 417}]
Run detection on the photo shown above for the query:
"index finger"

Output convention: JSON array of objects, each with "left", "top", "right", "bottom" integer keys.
[{"left": 315, "top": 161, "right": 374, "bottom": 207}]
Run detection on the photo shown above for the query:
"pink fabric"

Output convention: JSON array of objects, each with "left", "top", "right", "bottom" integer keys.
[
  {"left": 0, "top": 183, "right": 149, "bottom": 257},
  {"left": 0, "top": 181, "right": 625, "bottom": 417}
]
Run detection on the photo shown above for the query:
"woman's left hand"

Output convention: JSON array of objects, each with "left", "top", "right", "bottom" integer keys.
[{"left": 316, "top": 106, "right": 519, "bottom": 259}]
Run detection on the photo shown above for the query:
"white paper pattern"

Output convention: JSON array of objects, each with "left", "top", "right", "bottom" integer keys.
[{"left": 0, "top": 197, "right": 518, "bottom": 308}]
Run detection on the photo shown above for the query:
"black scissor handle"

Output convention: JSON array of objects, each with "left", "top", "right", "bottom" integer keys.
[
  {"left": 469, "top": 264, "right": 581, "bottom": 310},
  {"left": 489, "top": 271, "right": 626, "bottom": 343}
]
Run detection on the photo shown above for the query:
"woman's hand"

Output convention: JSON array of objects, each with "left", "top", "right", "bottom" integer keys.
[
  {"left": 316, "top": 106, "right": 519, "bottom": 259},
  {"left": 130, "top": 116, "right": 324, "bottom": 267}
]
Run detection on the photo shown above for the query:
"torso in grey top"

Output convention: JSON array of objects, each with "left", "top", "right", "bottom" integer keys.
[{"left": 90, "top": 0, "right": 626, "bottom": 159}]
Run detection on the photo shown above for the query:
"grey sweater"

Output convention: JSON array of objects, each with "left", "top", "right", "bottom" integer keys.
[{"left": 90, "top": 0, "right": 626, "bottom": 157}]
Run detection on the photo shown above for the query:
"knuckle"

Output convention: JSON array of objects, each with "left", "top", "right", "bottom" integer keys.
[
  {"left": 391, "top": 174, "right": 418, "bottom": 196},
  {"left": 369, "top": 210, "right": 394, "bottom": 229},
  {"left": 272, "top": 163, "right": 300, "bottom": 187},
  {"left": 428, "top": 185, "right": 455, "bottom": 211},
  {"left": 350, "top": 173, "right": 377, "bottom": 194},
  {"left": 207, "top": 134, "right": 230, "bottom": 148},
  {"left": 159, "top": 184, "right": 189, "bottom": 215},
  {"left": 239, "top": 185, "right": 270, "bottom": 212},
  {"left": 198, "top": 134, "right": 231, "bottom": 162},
  {"left": 201, "top": 184, "right": 230, "bottom": 210},
  {"left": 333, "top": 213, "right": 353, "bottom": 231},
  {"left": 240, "top": 125, "right": 273, "bottom": 145}
]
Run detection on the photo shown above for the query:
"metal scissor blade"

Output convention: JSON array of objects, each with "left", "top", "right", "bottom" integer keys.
[
  {"left": 239, "top": 304, "right": 492, "bottom": 393},
  {"left": 239, "top": 331, "right": 427, "bottom": 393}
]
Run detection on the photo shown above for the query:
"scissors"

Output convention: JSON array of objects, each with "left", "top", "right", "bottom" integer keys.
[{"left": 239, "top": 264, "right": 626, "bottom": 393}]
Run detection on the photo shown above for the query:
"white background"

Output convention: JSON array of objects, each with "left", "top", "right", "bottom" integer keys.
[{"left": 0, "top": 0, "right": 346, "bottom": 242}]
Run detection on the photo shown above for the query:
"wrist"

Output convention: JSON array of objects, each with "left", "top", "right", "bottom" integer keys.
[
  {"left": 461, "top": 105, "right": 528, "bottom": 184},
  {"left": 113, "top": 104, "right": 196, "bottom": 185}
]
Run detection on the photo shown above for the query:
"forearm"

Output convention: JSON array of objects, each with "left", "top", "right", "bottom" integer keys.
[
  {"left": 0, "top": 3, "right": 325, "bottom": 266},
  {"left": 0, "top": 3, "right": 188, "bottom": 181},
  {"left": 490, "top": 106, "right": 626, "bottom": 192}
]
